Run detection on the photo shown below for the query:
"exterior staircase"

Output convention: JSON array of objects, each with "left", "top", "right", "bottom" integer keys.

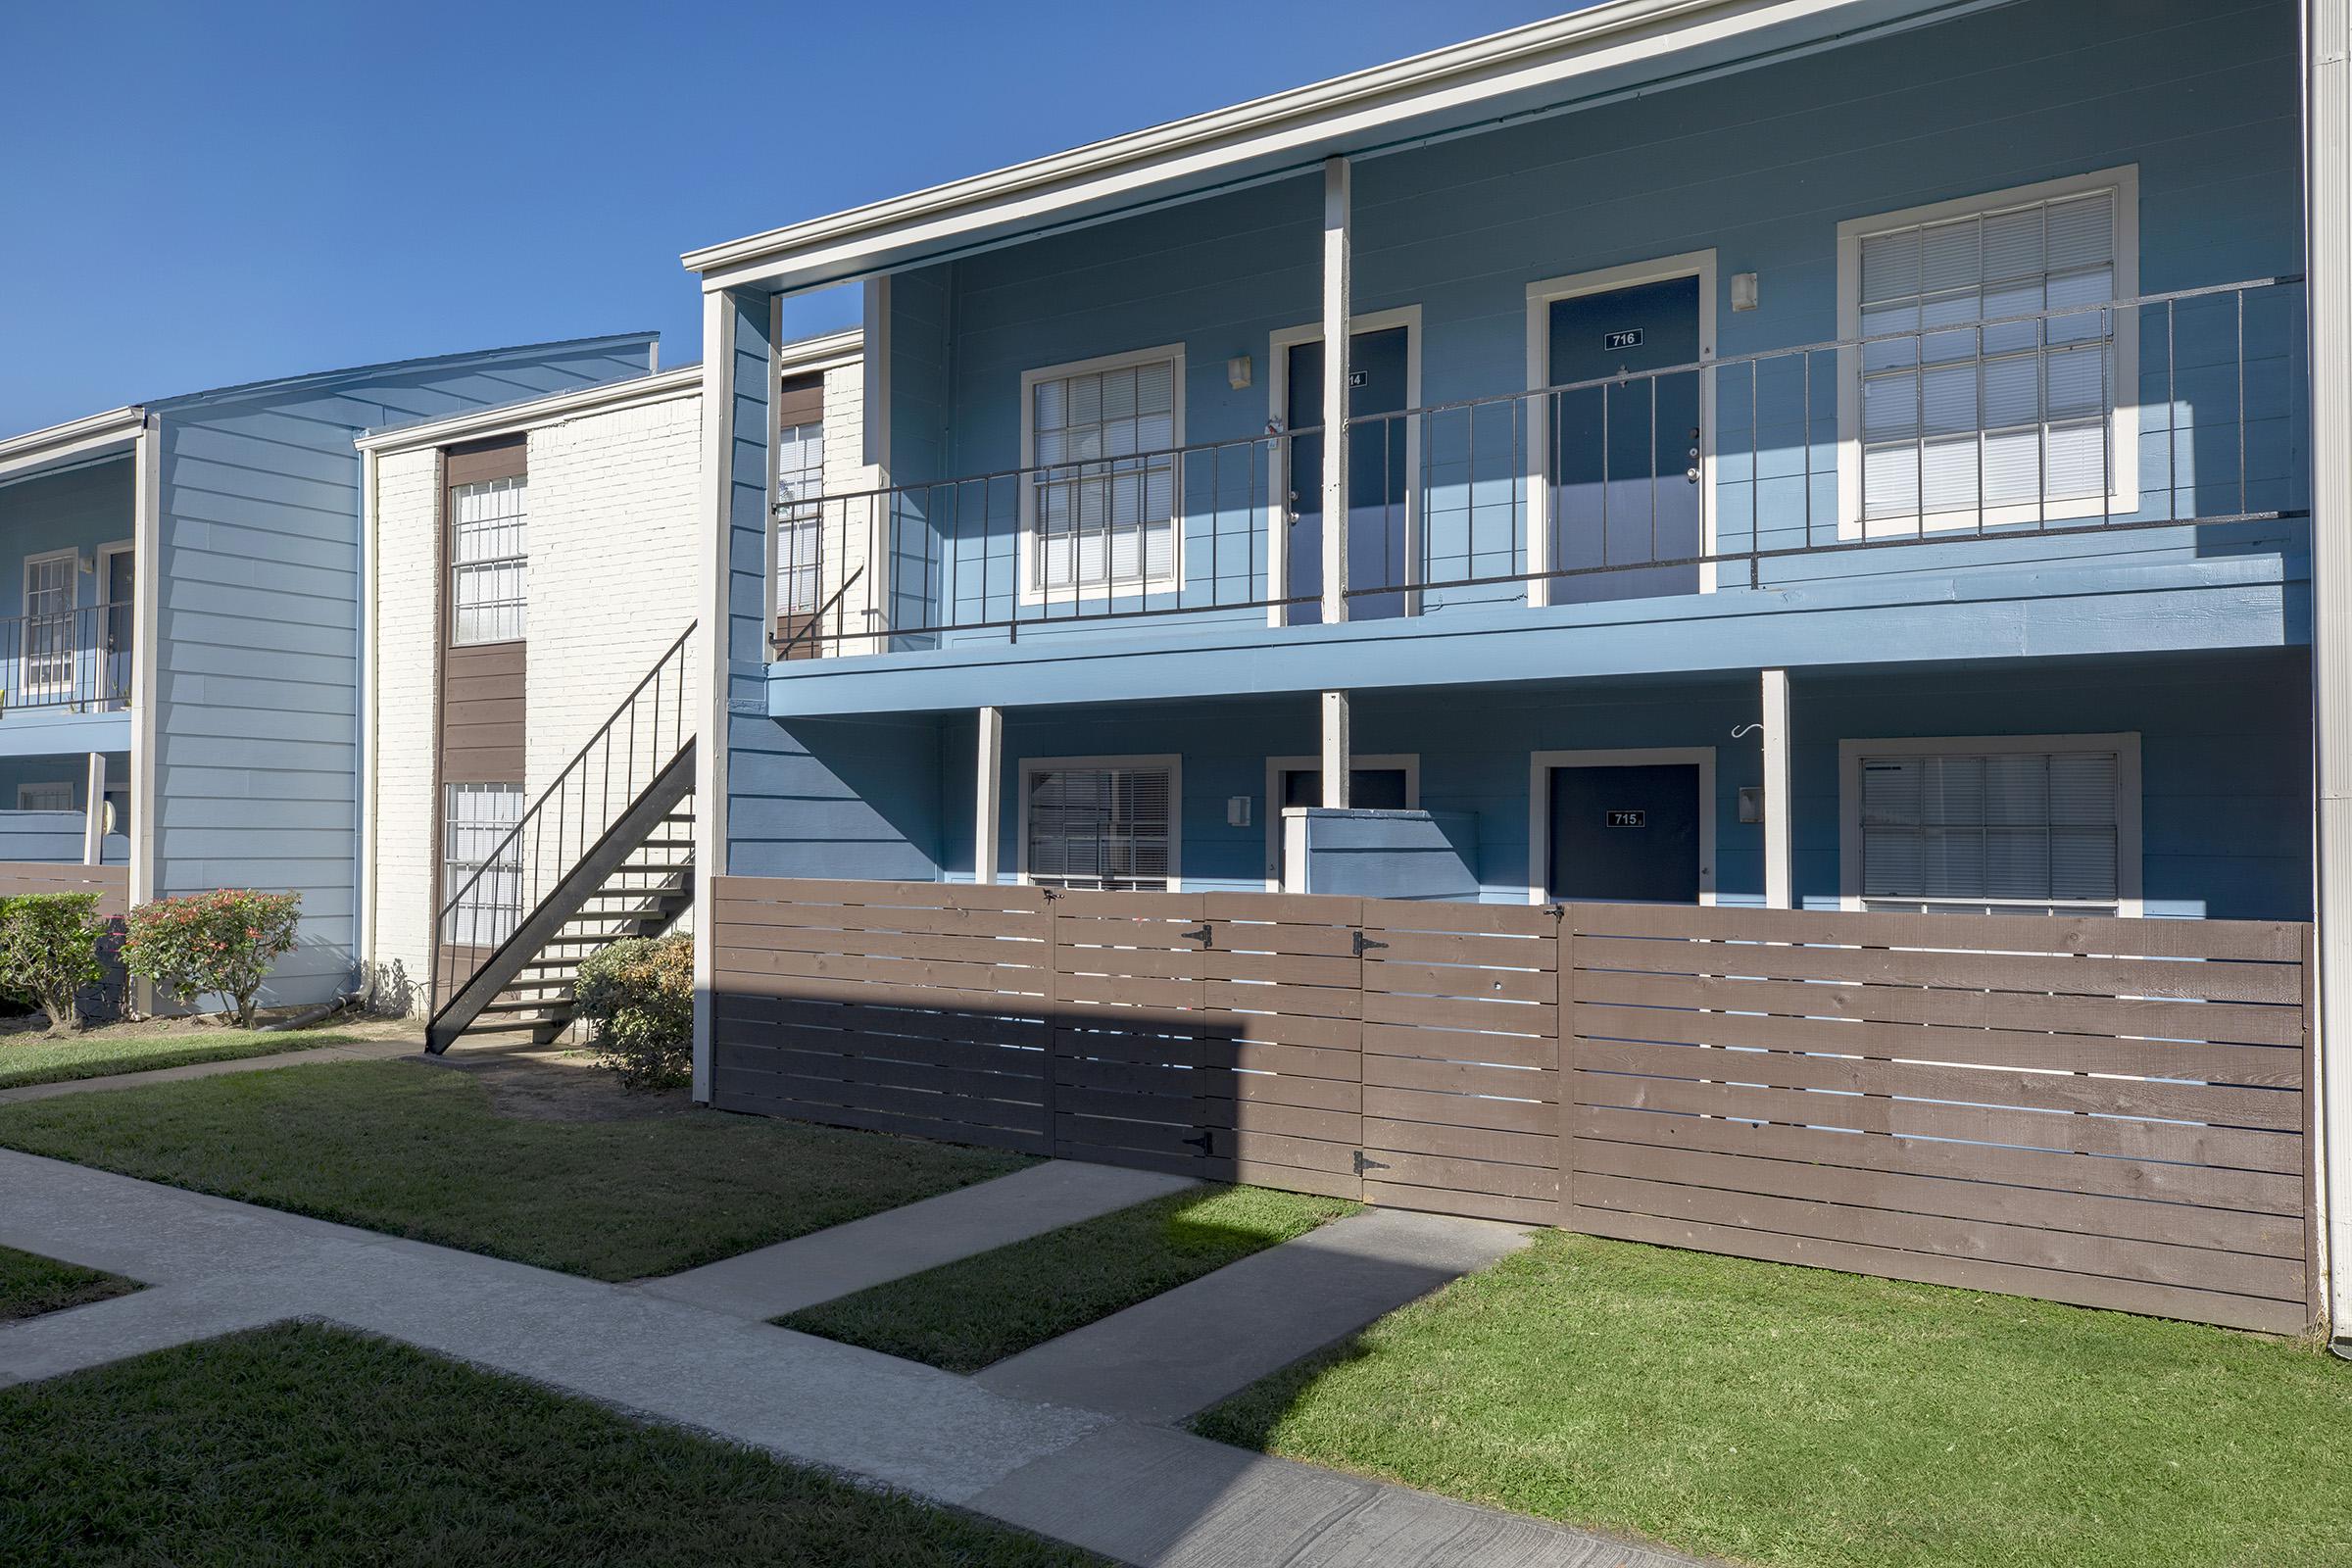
[{"left": 426, "top": 626, "right": 697, "bottom": 1054}]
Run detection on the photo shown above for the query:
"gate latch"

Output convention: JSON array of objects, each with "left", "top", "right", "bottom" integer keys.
[{"left": 1180, "top": 924, "right": 1214, "bottom": 948}]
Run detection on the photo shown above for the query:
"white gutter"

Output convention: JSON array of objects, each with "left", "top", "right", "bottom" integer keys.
[
  {"left": 0, "top": 406, "right": 145, "bottom": 485},
  {"left": 682, "top": 0, "right": 1979, "bottom": 293}
]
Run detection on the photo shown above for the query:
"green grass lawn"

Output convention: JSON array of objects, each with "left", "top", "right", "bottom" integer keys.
[
  {"left": 0, "top": 1059, "right": 1033, "bottom": 1281},
  {"left": 1193, "top": 1231, "right": 2352, "bottom": 1568},
  {"left": 783, "top": 1183, "right": 1355, "bottom": 1372},
  {"left": 0, "top": 1025, "right": 376, "bottom": 1091},
  {"left": 0, "top": 1244, "right": 136, "bottom": 1322},
  {"left": 0, "top": 1322, "right": 1098, "bottom": 1567}
]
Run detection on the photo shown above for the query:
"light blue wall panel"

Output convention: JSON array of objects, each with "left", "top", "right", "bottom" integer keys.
[
  {"left": 0, "top": 458, "right": 133, "bottom": 619},
  {"left": 149, "top": 334, "right": 654, "bottom": 1006},
  {"left": 1297, "top": 808, "right": 1482, "bottom": 901}
]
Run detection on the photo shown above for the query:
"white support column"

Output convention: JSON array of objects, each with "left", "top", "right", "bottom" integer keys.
[
  {"left": 2305, "top": 0, "right": 2352, "bottom": 1344},
  {"left": 129, "top": 418, "right": 159, "bottom": 911},
  {"left": 81, "top": 752, "right": 105, "bottom": 866},
  {"left": 691, "top": 288, "right": 740, "bottom": 1107},
  {"left": 1761, "top": 667, "right": 1793, "bottom": 909},
  {"left": 974, "top": 706, "right": 1003, "bottom": 885},
  {"left": 1320, "top": 156, "right": 1351, "bottom": 628},
  {"left": 1320, "top": 690, "right": 1350, "bottom": 808}
]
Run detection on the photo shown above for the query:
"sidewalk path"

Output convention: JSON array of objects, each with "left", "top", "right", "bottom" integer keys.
[
  {"left": 0, "top": 1149, "right": 1704, "bottom": 1567},
  {"left": 975, "top": 1206, "right": 1530, "bottom": 1422},
  {"left": 643, "top": 1159, "right": 1198, "bottom": 1318},
  {"left": 0, "top": 1036, "right": 418, "bottom": 1105}
]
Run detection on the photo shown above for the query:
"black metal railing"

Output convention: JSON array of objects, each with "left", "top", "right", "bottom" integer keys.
[
  {"left": 430, "top": 623, "right": 696, "bottom": 1009},
  {"left": 768, "top": 276, "right": 2305, "bottom": 655},
  {"left": 0, "top": 602, "right": 135, "bottom": 714}
]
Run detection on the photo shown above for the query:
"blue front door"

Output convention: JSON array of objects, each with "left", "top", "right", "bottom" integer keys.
[
  {"left": 1288, "top": 325, "right": 1410, "bottom": 622},
  {"left": 1547, "top": 275, "right": 1704, "bottom": 605},
  {"left": 1548, "top": 763, "right": 1702, "bottom": 904}
]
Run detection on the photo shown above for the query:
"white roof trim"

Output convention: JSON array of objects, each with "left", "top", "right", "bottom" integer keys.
[
  {"left": 775, "top": 326, "right": 865, "bottom": 375},
  {"left": 0, "top": 406, "right": 144, "bottom": 485},
  {"left": 683, "top": 0, "right": 1956, "bottom": 292},
  {"left": 355, "top": 368, "right": 704, "bottom": 456}
]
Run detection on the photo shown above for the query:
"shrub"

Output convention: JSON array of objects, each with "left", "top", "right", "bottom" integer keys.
[
  {"left": 573, "top": 933, "right": 692, "bottom": 1090},
  {"left": 0, "top": 893, "right": 107, "bottom": 1032},
  {"left": 121, "top": 890, "right": 302, "bottom": 1028}
]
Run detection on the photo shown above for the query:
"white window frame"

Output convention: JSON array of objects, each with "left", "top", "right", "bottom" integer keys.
[
  {"left": 16, "top": 781, "right": 74, "bottom": 812},
  {"left": 1015, "top": 753, "right": 1182, "bottom": 892},
  {"left": 1526, "top": 251, "right": 1720, "bottom": 602},
  {"left": 1836, "top": 167, "right": 2140, "bottom": 540},
  {"left": 21, "top": 547, "right": 79, "bottom": 703},
  {"left": 774, "top": 413, "right": 827, "bottom": 618},
  {"left": 1262, "top": 753, "right": 1420, "bottom": 888},
  {"left": 448, "top": 474, "right": 528, "bottom": 647},
  {"left": 1266, "top": 304, "right": 1423, "bottom": 626},
  {"left": 1527, "top": 747, "right": 1718, "bottom": 906},
  {"left": 1837, "top": 731, "right": 2142, "bottom": 915},
  {"left": 442, "top": 780, "right": 527, "bottom": 948},
  {"left": 1016, "top": 344, "right": 1187, "bottom": 609}
]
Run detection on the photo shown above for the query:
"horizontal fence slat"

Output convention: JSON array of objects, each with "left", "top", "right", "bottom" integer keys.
[{"left": 1566, "top": 902, "right": 2304, "bottom": 963}]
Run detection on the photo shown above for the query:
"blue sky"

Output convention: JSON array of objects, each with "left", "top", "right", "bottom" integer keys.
[{"left": 0, "top": 0, "right": 1578, "bottom": 434}]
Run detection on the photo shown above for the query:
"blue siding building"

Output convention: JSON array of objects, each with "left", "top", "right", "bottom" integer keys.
[
  {"left": 685, "top": 0, "right": 2313, "bottom": 922},
  {"left": 0, "top": 332, "right": 655, "bottom": 1005}
]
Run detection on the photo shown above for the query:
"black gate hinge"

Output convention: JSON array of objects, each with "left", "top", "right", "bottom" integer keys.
[
  {"left": 1352, "top": 931, "right": 1388, "bottom": 956},
  {"left": 1180, "top": 923, "right": 1214, "bottom": 948},
  {"left": 1353, "top": 1150, "right": 1390, "bottom": 1175},
  {"left": 1185, "top": 1129, "right": 1215, "bottom": 1155}
]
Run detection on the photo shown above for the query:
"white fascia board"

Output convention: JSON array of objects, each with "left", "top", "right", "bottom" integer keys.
[
  {"left": 355, "top": 367, "right": 708, "bottom": 456},
  {"left": 0, "top": 406, "right": 145, "bottom": 485},
  {"left": 683, "top": 0, "right": 1973, "bottom": 293}
]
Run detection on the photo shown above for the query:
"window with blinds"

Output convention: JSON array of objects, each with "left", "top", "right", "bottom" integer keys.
[
  {"left": 1859, "top": 748, "right": 2121, "bottom": 912},
  {"left": 776, "top": 418, "right": 824, "bottom": 615},
  {"left": 1857, "top": 184, "right": 2121, "bottom": 522},
  {"left": 1025, "top": 763, "right": 1173, "bottom": 891},
  {"left": 451, "top": 476, "right": 527, "bottom": 644},
  {"left": 444, "top": 782, "right": 524, "bottom": 947},
  {"left": 1029, "top": 357, "right": 1178, "bottom": 594}
]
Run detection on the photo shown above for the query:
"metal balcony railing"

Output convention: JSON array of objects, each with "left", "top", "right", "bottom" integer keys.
[
  {"left": 0, "top": 602, "right": 135, "bottom": 713},
  {"left": 770, "top": 276, "right": 2306, "bottom": 658}
]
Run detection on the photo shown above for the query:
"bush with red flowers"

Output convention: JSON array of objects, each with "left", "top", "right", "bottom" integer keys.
[{"left": 121, "top": 890, "right": 302, "bottom": 1028}]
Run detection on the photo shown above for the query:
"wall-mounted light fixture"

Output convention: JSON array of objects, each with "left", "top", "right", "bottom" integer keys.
[
  {"left": 1731, "top": 272, "right": 1759, "bottom": 312},
  {"left": 1227, "top": 796, "right": 1252, "bottom": 828},
  {"left": 1227, "top": 355, "right": 1253, "bottom": 391}
]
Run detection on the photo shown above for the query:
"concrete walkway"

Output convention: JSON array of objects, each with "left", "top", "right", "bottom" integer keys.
[
  {"left": 0, "top": 1150, "right": 1704, "bottom": 1567},
  {"left": 977, "top": 1206, "right": 1530, "bottom": 1422},
  {"left": 644, "top": 1159, "right": 1198, "bottom": 1318},
  {"left": 0, "top": 1035, "right": 418, "bottom": 1105}
]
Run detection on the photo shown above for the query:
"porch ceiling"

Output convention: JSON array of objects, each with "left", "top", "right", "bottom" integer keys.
[{"left": 684, "top": 0, "right": 2001, "bottom": 294}]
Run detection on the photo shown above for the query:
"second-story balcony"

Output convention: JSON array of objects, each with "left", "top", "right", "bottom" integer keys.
[
  {"left": 0, "top": 602, "right": 134, "bottom": 716},
  {"left": 771, "top": 277, "right": 2306, "bottom": 679}
]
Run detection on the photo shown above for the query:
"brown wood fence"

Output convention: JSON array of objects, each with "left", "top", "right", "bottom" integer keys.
[
  {"left": 710, "top": 876, "right": 2317, "bottom": 1334},
  {"left": 0, "top": 861, "right": 127, "bottom": 917}
]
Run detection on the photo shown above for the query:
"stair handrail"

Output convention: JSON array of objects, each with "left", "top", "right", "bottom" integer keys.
[{"left": 430, "top": 621, "right": 698, "bottom": 1019}]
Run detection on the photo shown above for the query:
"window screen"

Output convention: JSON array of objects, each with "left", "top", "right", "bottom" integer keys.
[
  {"left": 1030, "top": 358, "right": 1177, "bottom": 593},
  {"left": 16, "top": 782, "right": 73, "bottom": 811},
  {"left": 776, "top": 417, "right": 825, "bottom": 615},
  {"left": 451, "top": 476, "right": 527, "bottom": 644},
  {"left": 444, "top": 782, "right": 524, "bottom": 947},
  {"left": 1858, "top": 187, "right": 2118, "bottom": 520},
  {"left": 1026, "top": 764, "right": 1173, "bottom": 891},
  {"left": 1860, "top": 748, "right": 2121, "bottom": 911}
]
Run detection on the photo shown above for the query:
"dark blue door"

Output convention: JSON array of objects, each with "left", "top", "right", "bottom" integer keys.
[
  {"left": 1548, "top": 276, "right": 1703, "bottom": 605},
  {"left": 1548, "top": 763, "right": 1701, "bottom": 904},
  {"left": 1288, "top": 325, "right": 1410, "bottom": 622}
]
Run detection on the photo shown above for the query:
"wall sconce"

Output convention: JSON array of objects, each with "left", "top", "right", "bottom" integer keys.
[
  {"left": 1227, "top": 796, "right": 1252, "bottom": 828},
  {"left": 1227, "top": 355, "right": 1253, "bottom": 391},
  {"left": 1738, "top": 786, "right": 1765, "bottom": 824},
  {"left": 1731, "top": 272, "right": 1759, "bottom": 312}
]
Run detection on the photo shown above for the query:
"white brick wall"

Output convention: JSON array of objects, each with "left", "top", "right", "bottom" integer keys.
[
  {"left": 365, "top": 354, "right": 863, "bottom": 1012},
  {"left": 524, "top": 391, "right": 704, "bottom": 794},
  {"left": 368, "top": 448, "right": 441, "bottom": 1014}
]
